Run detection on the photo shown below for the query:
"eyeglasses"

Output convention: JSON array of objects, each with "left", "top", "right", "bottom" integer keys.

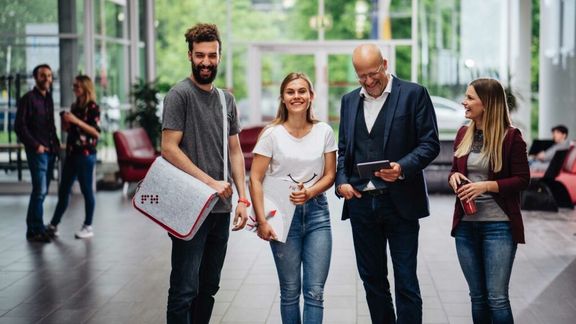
[{"left": 357, "top": 64, "right": 384, "bottom": 82}]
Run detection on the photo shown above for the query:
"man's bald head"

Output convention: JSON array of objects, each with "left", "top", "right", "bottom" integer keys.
[{"left": 352, "top": 44, "right": 384, "bottom": 69}]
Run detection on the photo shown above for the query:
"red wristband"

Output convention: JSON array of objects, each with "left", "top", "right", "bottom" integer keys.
[{"left": 238, "top": 198, "right": 251, "bottom": 207}]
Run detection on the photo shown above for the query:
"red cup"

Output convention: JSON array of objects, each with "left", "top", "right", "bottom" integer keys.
[{"left": 458, "top": 180, "right": 477, "bottom": 215}]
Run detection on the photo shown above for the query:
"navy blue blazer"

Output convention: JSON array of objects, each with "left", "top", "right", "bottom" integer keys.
[{"left": 335, "top": 77, "right": 440, "bottom": 220}]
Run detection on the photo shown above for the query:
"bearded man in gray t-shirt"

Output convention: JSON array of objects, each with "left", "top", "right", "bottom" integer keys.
[{"left": 161, "top": 23, "right": 249, "bottom": 324}]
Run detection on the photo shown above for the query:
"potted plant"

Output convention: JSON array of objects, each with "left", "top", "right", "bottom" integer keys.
[{"left": 126, "top": 79, "right": 162, "bottom": 150}]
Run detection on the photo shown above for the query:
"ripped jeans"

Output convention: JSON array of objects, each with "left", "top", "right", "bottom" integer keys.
[{"left": 270, "top": 194, "right": 332, "bottom": 324}]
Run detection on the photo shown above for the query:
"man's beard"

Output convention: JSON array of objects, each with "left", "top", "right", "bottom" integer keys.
[
  {"left": 192, "top": 62, "right": 218, "bottom": 85},
  {"left": 36, "top": 80, "right": 52, "bottom": 92}
]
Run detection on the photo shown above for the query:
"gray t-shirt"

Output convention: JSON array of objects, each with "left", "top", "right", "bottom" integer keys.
[
  {"left": 162, "top": 78, "right": 240, "bottom": 213},
  {"left": 462, "top": 152, "right": 508, "bottom": 222}
]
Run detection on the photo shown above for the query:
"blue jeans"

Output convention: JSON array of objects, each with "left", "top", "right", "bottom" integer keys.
[
  {"left": 348, "top": 193, "right": 422, "bottom": 324},
  {"left": 51, "top": 154, "right": 96, "bottom": 226},
  {"left": 455, "top": 221, "right": 517, "bottom": 324},
  {"left": 167, "top": 212, "right": 230, "bottom": 324},
  {"left": 270, "top": 194, "right": 332, "bottom": 324},
  {"left": 25, "top": 150, "right": 56, "bottom": 235}
]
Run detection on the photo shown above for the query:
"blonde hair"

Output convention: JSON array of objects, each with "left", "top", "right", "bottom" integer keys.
[
  {"left": 454, "top": 78, "right": 511, "bottom": 172},
  {"left": 74, "top": 74, "right": 97, "bottom": 108}
]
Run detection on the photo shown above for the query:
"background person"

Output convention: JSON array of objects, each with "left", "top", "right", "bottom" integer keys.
[
  {"left": 249, "top": 72, "right": 337, "bottom": 324},
  {"left": 47, "top": 75, "right": 101, "bottom": 239},
  {"left": 529, "top": 124, "right": 570, "bottom": 172},
  {"left": 161, "top": 23, "right": 248, "bottom": 324},
  {"left": 335, "top": 44, "right": 440, "bottom": 323},
  {"left": 15, "top": 64, "right": 60, "bottom": 243},
  {"left": 449, "top": 78, "right": 530, "bottom": 324}
]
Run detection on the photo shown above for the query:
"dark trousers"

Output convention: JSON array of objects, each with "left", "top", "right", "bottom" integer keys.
[
  {"left": 166, "top": 212, "right": 230, "bottom": 324},
  {"left": 51, "top": 153, "right": 96, "bottom": 226},
  {"left": 348, "top": 193, "right": 422, "bottom": 324}
]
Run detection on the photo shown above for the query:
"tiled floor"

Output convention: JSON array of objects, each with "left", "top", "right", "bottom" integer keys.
[{"left": 0, "top": 188, "right": 575, "bottom": 324}]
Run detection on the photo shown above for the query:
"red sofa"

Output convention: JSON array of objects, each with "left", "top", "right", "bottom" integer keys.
[
  {"left": 556, "top": 145, "right": 576, "bottom": 204},
  {"left": 238, "top": 125, "right": 265, "bottom": 171},
  {"left": 113, "top": 128, "right": 159, "bottom": 193}
]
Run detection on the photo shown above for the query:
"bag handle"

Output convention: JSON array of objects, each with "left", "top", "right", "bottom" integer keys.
[{"left": 216, "top": 88, "right": 228, "bottom": 181}]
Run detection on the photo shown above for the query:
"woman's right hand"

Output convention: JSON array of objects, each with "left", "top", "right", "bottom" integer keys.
[
  {"left": 449, "top": 172, "right": 469, "bottom": 192},
  {"left": 256, "top": 222, "right": 277, "bottom": 241}
]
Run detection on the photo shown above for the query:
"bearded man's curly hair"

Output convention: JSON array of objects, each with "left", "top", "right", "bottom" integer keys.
[{"left": 184, "top": 23, "right": 221, "bottom": 53}]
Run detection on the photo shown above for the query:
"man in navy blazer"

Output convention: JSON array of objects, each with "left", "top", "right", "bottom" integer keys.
[{"left": 336, "top": 44, "right": 440, "bottom": 323}]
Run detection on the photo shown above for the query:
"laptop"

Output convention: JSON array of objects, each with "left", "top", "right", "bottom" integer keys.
[{"left": 528, "top": 139, "right": 555, "bottom": 155}]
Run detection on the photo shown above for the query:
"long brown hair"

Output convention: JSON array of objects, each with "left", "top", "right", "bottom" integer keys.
[
  {"left": 74, "top": 74, "right": 96, "bottom": 108},
  {"left": 269, "top": 72, "right": 317, "bottom": 126},
  {"left": 455, "top": 78, "right": 511, "bottom": 172}
]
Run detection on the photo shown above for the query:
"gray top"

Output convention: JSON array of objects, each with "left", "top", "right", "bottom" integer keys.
[
  {"left": 162, "top": 78, "right": 240, "bottom": 213},
  {"left": 462, "top": 151, "right": 508, "bottom": 222}
]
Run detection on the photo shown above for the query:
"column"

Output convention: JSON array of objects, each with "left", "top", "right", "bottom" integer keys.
[
  {"left": 538, "top": 0, "right": 576, "bottom": 138},
  {"left": 58, "top": 0, "right": 78, "bottom": 108},
  {"left": 509, "top": 0, "right": 532, "bottom": 140},
  {"left": 144, "top": 0, "right": 156, "bottom": 82}
]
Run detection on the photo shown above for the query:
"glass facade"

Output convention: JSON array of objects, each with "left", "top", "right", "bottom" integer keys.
[
  {"left": 0, "top": 0, "right": 544, "bottom": 162},
  {"left": 0, "top": 0, "right": 152, "bottom": 158}
]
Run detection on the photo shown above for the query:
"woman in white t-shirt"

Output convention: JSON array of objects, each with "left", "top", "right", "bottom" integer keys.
[{"left": 249, "top": 72, "right": 337, "bottom": 324}]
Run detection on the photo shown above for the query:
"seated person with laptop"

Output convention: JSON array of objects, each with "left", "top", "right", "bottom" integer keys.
[{"left": 530, "top": 125, "right": 570, "bottom": 172}]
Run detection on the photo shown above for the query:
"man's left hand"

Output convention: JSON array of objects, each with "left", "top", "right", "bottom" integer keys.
[
  {"left": 374, "top": 162, "right": 403, "bottom": 182},
  {"left": 232, "top": 204, "right": 248, "bottom": 231}
]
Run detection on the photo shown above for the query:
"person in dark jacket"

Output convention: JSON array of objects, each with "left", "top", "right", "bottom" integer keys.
[
  {"left": 449, "top": 78, "right": 530, "bottom": 324},
  {"left": 47, "top": 75, "right": 101, "bottom": 239},
  {"left": 335, "top": 44, "right": 440, "bottom": 323},
  {"left": 15, "top": 64, "right": 60, "bottom": 243}
]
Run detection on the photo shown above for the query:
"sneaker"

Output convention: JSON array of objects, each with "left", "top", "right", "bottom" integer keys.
[
  {"left": 46, "top": 224, "right": 59, "bottom": 238},
  {"left": 75, "top": 225, "right": 94, "bottom": 239},
  {"left": 26, "top": 232, "right": 51, "bottom": 243}
]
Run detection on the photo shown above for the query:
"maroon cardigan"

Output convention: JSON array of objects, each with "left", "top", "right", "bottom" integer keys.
[{"left": 449, "top": 126, "right": 530, "bottom": 243}]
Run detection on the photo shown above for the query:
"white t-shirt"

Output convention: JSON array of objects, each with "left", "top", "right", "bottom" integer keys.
[{"left": 253, "top": 122, "right": 337, "bottom": 188}]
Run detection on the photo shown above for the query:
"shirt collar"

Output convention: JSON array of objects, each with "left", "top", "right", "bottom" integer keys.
[{"left": 360, "top": 73, "right": 393, "bottom": 101}]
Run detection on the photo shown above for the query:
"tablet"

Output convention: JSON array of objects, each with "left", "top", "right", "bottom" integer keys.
[{"left": 356, "top": 160, "right": 391, "bottom": 179}]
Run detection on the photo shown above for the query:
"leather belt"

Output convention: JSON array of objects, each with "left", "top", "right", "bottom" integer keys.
[{"left": 363, "top": 188, "right": 390, "bottom": 196}]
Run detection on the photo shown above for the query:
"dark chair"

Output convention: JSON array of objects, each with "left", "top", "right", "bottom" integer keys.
[
  {"left": 522, "top": 149, "right": 572, "bottom": 211},
  {"left": 113, "top": 128, "right": 159, "bottom": 195}
]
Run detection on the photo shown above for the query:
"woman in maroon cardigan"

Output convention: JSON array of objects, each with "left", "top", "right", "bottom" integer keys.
[{"left": 448, "top": 78, "right": 529, "bottom": 324}]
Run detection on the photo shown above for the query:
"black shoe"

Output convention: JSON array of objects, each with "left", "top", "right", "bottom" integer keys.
[
  {"left": 26, "top": 232, "right": 52, "bottom": 243},
  {"left": 46, "top": 224, "right": 59, "bottom": 238}
]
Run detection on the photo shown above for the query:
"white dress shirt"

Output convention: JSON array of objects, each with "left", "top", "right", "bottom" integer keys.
[{"left": 359, "top": 73, "right": 393, "bottom": 133}]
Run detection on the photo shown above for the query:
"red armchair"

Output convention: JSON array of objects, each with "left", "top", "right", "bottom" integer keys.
[
  {"left": 238, "top": 125, "right": 265, "bottom": 171},
  {"left": 113, "top": 128, "right": 159, "bottom": 195},
  {"left": 556, "top": 144, "right": 576, "bottom": 205}
]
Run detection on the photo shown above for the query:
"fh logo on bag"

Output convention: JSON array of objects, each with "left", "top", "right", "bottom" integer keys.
[{"left": 140, "top": 194, "right": 159, "bottom": 204}]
